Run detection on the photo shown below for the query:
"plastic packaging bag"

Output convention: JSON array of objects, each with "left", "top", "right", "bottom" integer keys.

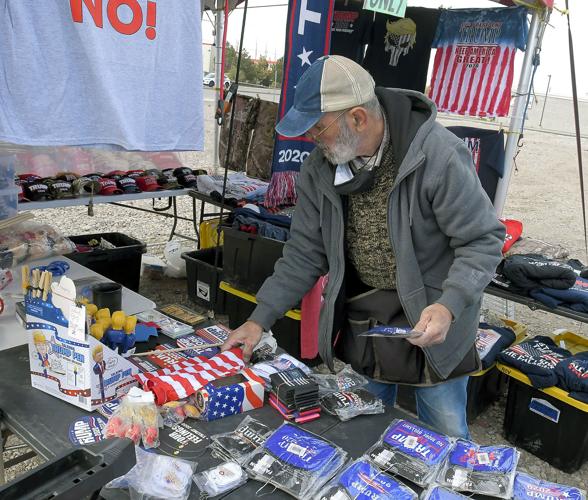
[
  {"left": 367, "top": 419, "right": 453, "bottom": 487},
  {"left": 105, "top": 446, "right": 196, "bottom": 500},
  {"left": 320, "top": 388, "right": 384, "bottom": 421},
  {"left": 314, "top": 458, "right": 418, "bottom": 499},
  {"left": 436, "top": 439, "right": 519, "bottom": 498},
  {"left": 420, "top": 484, "right": 471, "bottom": 499},
  {"left": 164, "top": 240, "right": 187, "bottom": 278},
  {"left": 210, "top": 415, "right": 273, "bottom": 464},
  {"left": 358, "top": 325, "right": 424, "bottom": 339},
  {"left": 245, "top": 422, "right": 347, "bottom": 499},
  {"left": 251, "top": 353, "right": 312, "bottom": 389},
  {"left": 311, "top": 364, "right": 368, "bottom": 396},
  {"left": 105, "top": 387, "right": 163, "bottom": 448},
  {"left": 0, "top": 221, "right": 75, "bottom": 269},
  {"left": 513, "top": 472, "right": 586, "bottom": 500},
  {"left": 192, "top": 461, "right": 248, "bottom": 498}
]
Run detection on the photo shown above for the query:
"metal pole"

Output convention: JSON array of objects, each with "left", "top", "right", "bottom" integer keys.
[
  {"left": 212, "top": 6, "right": 224, "bottom": 169},
  {"left": 493, "top": 9, "right": 546, "bottom": 216},
  {"left": 539, "top": 73, "right": 551, "bottom": 127}
]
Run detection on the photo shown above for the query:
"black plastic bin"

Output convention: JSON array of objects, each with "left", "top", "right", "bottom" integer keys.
[
  {"left": 223, "top": 283, "right": 319, "bottom": 366},
  {"left": 181, "top": 248, "right": 226, "bottom": 314},
  {"left": 222, "top": 226, "right": 285, "bottom": 294},
  {"left": 503, "top": 377, "right": 588, "bottom": 473},
  {"left": 66, "top": 233, "right": 146, "bottom": 291}
]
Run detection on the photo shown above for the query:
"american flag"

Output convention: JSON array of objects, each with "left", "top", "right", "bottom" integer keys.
[
  {"left": 134, "top": 349, "right": 244, "bottom": 404},
  {"left": 428, "top": 7, "right": 528, "bottom": 118}
]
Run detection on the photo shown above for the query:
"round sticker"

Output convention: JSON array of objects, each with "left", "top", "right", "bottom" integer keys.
[{"left": 68, "top": 415, "right": 107, "bottom": 446}]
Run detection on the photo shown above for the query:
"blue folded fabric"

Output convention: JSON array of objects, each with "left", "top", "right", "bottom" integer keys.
[
  {"left": 555, "top": 352, "right": 588, "bottom": 404},
  {"left": 232, "top": 206, "right": 292, "bottom": 228},
  {"left": 530, "top": 277, "right": 588, "bottom": 313}
]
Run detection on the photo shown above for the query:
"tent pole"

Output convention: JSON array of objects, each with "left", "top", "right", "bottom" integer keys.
[
  {"left": 213, "top": 6, "right": 224, "bottom": 169},
  {"left": 493, "top": 8, "right": 546, "bottom": 216}
]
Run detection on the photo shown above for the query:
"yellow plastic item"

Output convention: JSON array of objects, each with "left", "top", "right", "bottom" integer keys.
[
  {"left": 95, "top": 308, "right": 111, "bottom": 321},
  {"left": 86, "top": 303, "right": 98, "bottom": 317},
  {"left": 199, "top": 218, "right": 225, "bottom": 249},
  {"left": 124, "top": 315, "right": 138, "bottom": 334},
  {"left": 96, "top": 317, "right": 111, "bottom": 330},
  {"left": 497, "top": 330, "right": 588, "bottom": 412},
  {"left": 219, "top": 281, "right": 301, "bottom": 321},
  {"left": 111, "top": 311, "right": 127, "bottom": 330},
  {"left": 90, "top": 323, "right": 105, "bottom": 341}
]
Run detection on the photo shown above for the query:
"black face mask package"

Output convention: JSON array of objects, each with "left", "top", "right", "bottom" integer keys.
[
  {"left": 311, "top": 364, "right": 369, "bottom": 396},
  {"left": 320, "top": 387, "right": 384, "bottom": 421},
  {"left": 420, "top": 484, "right": 471, "bottom": 499},
  {"left": 244, "top": 422, "right": 348, "bottom": 499},
  {"left": 209, "top": 415, "right": 273, "bottom": 464},
  {"left": 192, "top": 461, "right": 248, "bottom": 498},
  {"left": 437, "top": 439, "right": 520, "bottom": 498},
  {"left": 314, "top": 458, "right": 418, "bottom": 500},
  {"left": 366, "top": 419, "right": 453, "bottom": 486}
]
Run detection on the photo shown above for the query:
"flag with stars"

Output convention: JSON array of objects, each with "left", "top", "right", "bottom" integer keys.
[
  {"left": 198, "top": 368, "right": 265, "bottom": 421},
  {"left": 265, "top": 0, "right": 335, "bottom": 207}
]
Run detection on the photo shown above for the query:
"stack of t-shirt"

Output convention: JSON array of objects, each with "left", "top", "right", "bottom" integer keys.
[
  {"left": 555, "top": 353, "right": 588, "bottom": 404},
  {"left": 500, "top": 254, "right": 577, "bottom": 295},
  {"left": 530, "top": 276, "right": 588, "bottom": 313},
  {"left": 497, "top": 336, "right": 572, "bottom": 388},
  {"left": 476, "top": 322, "right": 516, "bottom": 369}
]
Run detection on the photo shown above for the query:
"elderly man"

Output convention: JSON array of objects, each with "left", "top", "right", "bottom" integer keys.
[{"left": 223, "top": 55, "right": 504, "bottom": 438}]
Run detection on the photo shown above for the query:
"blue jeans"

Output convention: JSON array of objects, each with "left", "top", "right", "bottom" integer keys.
[{"left": 365, "top": 376, "right": 470, "bottom": 439}]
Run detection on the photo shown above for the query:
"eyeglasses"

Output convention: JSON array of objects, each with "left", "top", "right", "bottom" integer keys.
[{"left": 308, "top": 109, "right": 348, "bottom": 143}]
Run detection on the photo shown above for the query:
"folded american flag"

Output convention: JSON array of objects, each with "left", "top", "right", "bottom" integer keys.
[{"left": 134, "top": 349, "right": 244, "bottom": 404}]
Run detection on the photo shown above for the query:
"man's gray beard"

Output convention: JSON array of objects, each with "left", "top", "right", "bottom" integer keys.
[{"left": 319, "top": 119, "right": 361, "bottom": 165}]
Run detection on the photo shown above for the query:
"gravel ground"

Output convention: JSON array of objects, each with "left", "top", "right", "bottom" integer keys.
[{"left": 4, "top": 99, "right": 588, "bottom": 491}]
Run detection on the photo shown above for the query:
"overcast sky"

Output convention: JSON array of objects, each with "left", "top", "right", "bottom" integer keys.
[{"left": 201, "top": 0, "right": 588, "bottom": 99}]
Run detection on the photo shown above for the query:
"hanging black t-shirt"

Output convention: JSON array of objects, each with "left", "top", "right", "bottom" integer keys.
[
  {"left": 447, "top": 126, "right": 505, "bottom": 204},
  {"left": 363, "top": 7, "right": 440, "bottom": 92},
  {"left": 330, "top": 0, "right": 373, "bottom": 63}
]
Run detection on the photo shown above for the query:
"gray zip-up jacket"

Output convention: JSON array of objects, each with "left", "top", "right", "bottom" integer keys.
[{"left": 250, "top": 88, "right": 505, "bottom": 379}]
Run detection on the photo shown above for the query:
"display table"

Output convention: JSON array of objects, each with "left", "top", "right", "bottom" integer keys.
[
  {"left": 18, "top": 188, "right": 199, "bottom": 242},
  {"left": 0, "top": 256, "right": 156, "bottom": 351}
]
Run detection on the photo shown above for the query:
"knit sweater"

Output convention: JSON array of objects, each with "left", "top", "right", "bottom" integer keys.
[{"left": 346, "top": 140, "right": 399, "bottom": 289}]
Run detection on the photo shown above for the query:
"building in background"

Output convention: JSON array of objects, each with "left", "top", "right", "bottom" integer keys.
[{"left": 203, "top": 43, "right": 214, "bottom": 74}]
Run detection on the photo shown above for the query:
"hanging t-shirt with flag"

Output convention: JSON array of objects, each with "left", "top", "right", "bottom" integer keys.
[{"left": 428, "top": 6, "right": 528, "bottom": 118}]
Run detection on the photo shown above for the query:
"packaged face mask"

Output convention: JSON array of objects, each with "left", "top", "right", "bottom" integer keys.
[
  {"left": 210, "top": 415, "right": 273, "bottom": 464},
  {"left": 311, "top": 364, "right": 369, "bottom": 395},
  {"left": 438, "top": 439, "right": 520, "bottom": 498},
  {"left": 245, "top": 422, "right": 347, "bottom": 499},
  {"left": 420, "top": 484, "right": 471, "bottom": 499},
  {"left": 315, "top": 458, "right": 418, "bottom": 500},
  {"left": 320, "top": 388, "right": 384, "bottom": 421},
  {"left": 367, "top": 419, "right": 453, "bottom": 486},
  {"left": 513, "top": 472, "right": 586, "bottom": 500},
  {"left": 192, "top": 461, "right": 247, "bottom": 497}
]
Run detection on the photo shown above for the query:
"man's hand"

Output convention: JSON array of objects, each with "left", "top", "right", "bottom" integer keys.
[
  {"left": 221, "top": 320, "right": 263, "bottom": 362},
  {"left": 408, "top": 303, "right": 453, "bottom": 348}
]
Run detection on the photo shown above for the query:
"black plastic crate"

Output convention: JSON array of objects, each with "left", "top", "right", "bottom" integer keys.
[
  {"left": 222, "top": 226, "right": 285, "bottom": 294},
  {"left": 66, "top": 232, "right": 146, "bottom": 291},
  {"left": 223, "top": 285, "right": 319, "bottom": 365},
  {"left": 396, "top": 367, "right": 508, "bottom": 423},
  {"left": 503, "top": 377, "right": 588, "bottom": 473},
  {"left": 181, "top": 248, "right": 226, "bottom": 314}
]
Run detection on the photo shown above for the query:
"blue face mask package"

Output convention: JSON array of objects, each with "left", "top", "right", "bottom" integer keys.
[
  {"left": 438, "top": 439, "right": 519, "bottom": 498},
  {"left": 244, "top": 422, "right": 347, "bottom": 499},
  {"left": 359, "top": 326, "right": 424, "bottom": 339},
  {"left": 513, "top": 472, "right": 586, "bottom": 500},
  {"left": 366, "top": 419, "right": 453, "bottom": 486},
  {"left": 420, "top": 484, "right": 470, "bottom": 499},
  {"left": 315, "top": 458, "right": 418, "bottom": 500}
]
